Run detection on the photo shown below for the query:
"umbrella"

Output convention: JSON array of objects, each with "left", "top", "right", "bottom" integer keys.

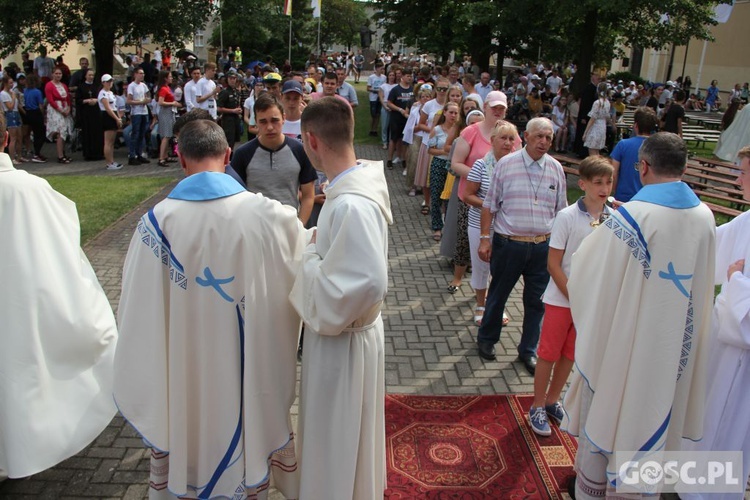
[{"left": 176, "top": 48, "right": 198, "bottom": 60}]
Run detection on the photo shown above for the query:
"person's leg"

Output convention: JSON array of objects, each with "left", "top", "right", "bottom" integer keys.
[
  {"left": 103, "top": 130, "right": 114, "bottom": 164},
  {"left": 477, "top": 236, "right": 525, "bottom": 347},
  {"left": 381, "top": 111, "right": 390, "bottom": 148},
  {"left": 429, "top": 159, "right": 447, "bottom": 234},
  {"left": 588, "top": 148, "right": 599, "bottom": 156},
  {"left": 450, "top": 201, "right": 470, "bottom": 288},
  {"left": 56, "top": 135, "right": 65, "bottom": 159},
  {"left": 547, "top": 357, "right": 574, "bottom": 405},
  {"left": 546, "top": 312, "right": 576, "bottom": 404},
  {"left": 517, "top": 242, "right": 550, "bottom": 360},
  {"left": 128, "top": 115, "right": 139, "bottom": 159},
  {"left": 135, "top": 114, "right": 148, "bottom": 158},
  {"left": 8, "top": 127, "right": 18, "bottom": 162},
  {"left": 159, "top": 136, "right": 170, "bottom": 162},
  {"left": 31, "top": 111, "right": 45, "bottom": 157}
]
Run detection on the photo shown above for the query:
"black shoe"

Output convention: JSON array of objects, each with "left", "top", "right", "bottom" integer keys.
[
  {"left": 387, "top": 160, "right": 393, "bottom": 169},
  {"left": 478, "top": 342, "right": 496, "bottom": 361},
  {"left": 567, "top": 475, "right": 577, "bottom": 499},
  {"left": 518, "top": 355, "right": 537, "bottom": 375},
  {"left": 369, "top": 131, "right": 377, "bottom": 137},
  {"left": 128, "top": 157, "right": 140, "bottom": 166},
  {"left": 139, "top": 156, "right": 151, "bottom": 164}
]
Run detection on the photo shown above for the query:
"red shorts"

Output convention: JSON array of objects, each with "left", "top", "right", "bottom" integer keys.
[{"left": 537, "top": 304, "right": 576, "bottom": 362}]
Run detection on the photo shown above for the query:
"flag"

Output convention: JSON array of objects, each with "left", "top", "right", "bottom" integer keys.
[
  {"left": 713, "top": 1, "right": 734, "bottom": 23},
  {"left": 283, "top": 0, "right": 292, "bottom": 16},
  {"left": 311, "top": 0, "right": 320, "bottom": 18}
]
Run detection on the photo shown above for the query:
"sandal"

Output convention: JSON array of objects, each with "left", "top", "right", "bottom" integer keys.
[
  {"left": 447, "top": 284, "right": 459, "bottom": 294},
  {"left": 432, "top": 231, "right": 442, "bottom": 241},
  {"left": 421, "top": 206, "right": 429, "bottom": 215},
  {"left": 158, "top": 159, "right": 169, "bottom": 167},
  {"left": 57, "top": 157, "right": 71, "bottom": 164},
  {"left": 502, "top": 311, "right": 510, "bottom": 326},
  {"left": 474, "top": 306, "right": 485, "bottom": 326}
]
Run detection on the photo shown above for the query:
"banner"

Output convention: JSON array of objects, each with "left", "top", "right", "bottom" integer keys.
[
  {"left": 311, "top": 0, "right": 320, "bottom": 18},
  {"left": 714, "top": 1, "right": 734, "bottom": 23},
  {"left": 283, "top": 0, "right": 292, "bottom": 16}
]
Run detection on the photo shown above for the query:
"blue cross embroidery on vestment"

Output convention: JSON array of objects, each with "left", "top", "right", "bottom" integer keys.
[
  {"left": 658, "top": 262, "right": 692, "bottom": 298},
  {"left": 196, "top": 267, "right": 235, "bottom": 302}
]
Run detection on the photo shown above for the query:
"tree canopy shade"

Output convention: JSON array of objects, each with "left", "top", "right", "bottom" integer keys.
[
  {"left": 0, "top": 0, "right": 213, "bottom": 76},
  {"left": 373, "top": 0, "right": 724, "bottom": 89}
]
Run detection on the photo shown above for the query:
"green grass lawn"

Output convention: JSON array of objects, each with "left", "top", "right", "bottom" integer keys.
[
  {"left": 354, "top": 86, "right": 383, "bottom": 146},
  {"left": 45, "top": 176, "right": 174, "bottom": 245}
]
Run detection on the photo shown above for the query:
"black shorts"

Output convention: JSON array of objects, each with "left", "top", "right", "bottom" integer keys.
[
  {"left": 101, "top": 111, "right": 119, "bottom": 131},
  {"left": 389, "top": 112, "right": 407, "bottom": 141},
  {"left": 369, "top": 100, "right": 382, "bottom": 118}
]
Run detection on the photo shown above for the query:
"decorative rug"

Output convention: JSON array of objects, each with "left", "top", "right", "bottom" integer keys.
[{"left": 385, "top": 394, "right": 577, "bottom": 499}]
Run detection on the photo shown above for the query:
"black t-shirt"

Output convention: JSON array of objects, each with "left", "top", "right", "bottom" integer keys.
[
  {"left": 661, "top": 104, "right": 685, "bottom": 134},
  {"left": 388, "top": 84, "right": 414, "bottom": 111}
]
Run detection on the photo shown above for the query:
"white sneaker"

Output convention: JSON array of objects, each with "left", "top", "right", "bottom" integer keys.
[
  {"left": 402, "top": 168, "right": 407, "bottom": 176},
  {"left": 393, "top": 157, "right": 402, "bottom": 165},
  {"left": 106, "top": 162, "right": 123, "bottom": 170},
  {"left": 382, "top": 144, "right": 388, "bottom": 150}
]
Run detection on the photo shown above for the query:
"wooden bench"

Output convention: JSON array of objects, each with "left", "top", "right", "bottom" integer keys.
[
  {"left": 701, "top": 201, "right": 742, "bottom": 218},
  {"left": 693, "top": 156, "right": 736, "bottom": 170},
  {"left": 686, "top": 161, "right": 739, "bottom": 181},
  {"left": 684, "top": 168, "right": 739, "bottom": 189},
  {"left": 691, "top": 187, "right": 750, "bottom": 212}
]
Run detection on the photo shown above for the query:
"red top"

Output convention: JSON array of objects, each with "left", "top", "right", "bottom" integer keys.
[
  {"left": 44, "top": 81, "right": 71, "bottom": 112},
  {"left": 158, "top": 86, "right": 174, "bottom": 103}
]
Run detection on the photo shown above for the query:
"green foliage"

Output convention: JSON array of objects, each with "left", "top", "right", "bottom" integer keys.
[
  {"left": 319, "top": 0, "right": 368, "bottom": 51},
  {"left": 0, "top": 0, "right": 214, "bottom": 74},
  {"left": 44, "top": 176, "right": 174, "bottom": 244}
]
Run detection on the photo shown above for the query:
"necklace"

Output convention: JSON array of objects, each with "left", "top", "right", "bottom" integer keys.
[{"left": 522, "top": 153, "right": 547, "bottom": 205}]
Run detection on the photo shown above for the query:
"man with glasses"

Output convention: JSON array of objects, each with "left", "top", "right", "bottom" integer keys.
[
  {"left": 562, "top": 132, "right": 715, "bottom": 498},
  {"left": 126, "top": 68, "right": 152, "bottom": 165}
]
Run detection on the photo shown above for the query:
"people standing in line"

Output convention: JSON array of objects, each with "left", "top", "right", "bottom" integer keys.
[
  {"left": 476, "top": 117, "right": 567, "bottom": 376},
  {"left": 292, "top": 96, "right": 391, "bottom": 499},
  {"left": 155, "top": 70, "right": 182, "bottom": 167},
  {"left": 44, "top": 68, "right": 74, "bottom": 164},
  {"left": 22, "top": 75, "right": 47, "bottom": 163},
  {"left": 427, "top": 100, "right": 459, "bottom": 241},
  {"left": 563, "top": 132, "right": 716, "bottom": 498},
  {"left": 386, "top": 68, "right": 414, "bottom": 170},
  {"left": 378, "top": 70, "right": 397, "bottom": 150},
  {"left": 529, "top": 156, "right": 613, "bottom": 437},
  {"left": 98, "top": 74, "right": 122, "bottom": 171}
]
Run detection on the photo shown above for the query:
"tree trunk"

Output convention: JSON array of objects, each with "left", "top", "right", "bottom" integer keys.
[
  {"left": 571, "top": 8, "right": 598, "bottom": 97},
  {"left": 467, "top": 23, "right": 492, "bottom": 72},
  {"left": 495, "top": 41, "right": 506, "bottom": 82},
  {"left": 91, "top": 21, "right": 116, "bottom": 78}
]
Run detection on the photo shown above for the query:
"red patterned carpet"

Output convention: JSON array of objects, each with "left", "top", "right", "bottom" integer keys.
[{"left": 385, "top": 394, "right": 577, "bottom": 499}]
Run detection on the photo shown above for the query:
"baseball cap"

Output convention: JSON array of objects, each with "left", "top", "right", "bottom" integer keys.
[
  {"left": 530, "top": 74, "right": 541, "bottom": 81},
  {"left": 485, "top": 91, "right": 508, "bottom": 108},
  {"left": 666, "top": 80, "right": 675, "bottom": 87},
  {"left": 282, "top": 80, "right": 304, "bottom": 95},
  {"left": 16, "top": 72, "right": 26, "bottom": 79},
  {"left": 264, "top": 72, "right": 282, "bottom": 82},
  {"left": 101, "top": 74, "right": 113, "bottom": 83}
]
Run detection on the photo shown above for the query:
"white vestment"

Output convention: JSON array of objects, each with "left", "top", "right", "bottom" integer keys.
[
  {"left": 562, "top": 182, "right": 716, "bottom": 497},
  {"left": 0, "top": 156, "right": 118, "bottom": 478},
  {"left": 681, "top": 210, "right": 750, "bottom": 500},
  {"left": 114, "top": 172, "right": 308, "bottom": 499},
  {"left": 289, "top": 160, "right": 393, "bottom": 500}
]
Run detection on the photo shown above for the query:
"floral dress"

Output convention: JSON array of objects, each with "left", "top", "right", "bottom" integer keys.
[{"left": 584, "top": 98, "right": 610, "bottom": 150}]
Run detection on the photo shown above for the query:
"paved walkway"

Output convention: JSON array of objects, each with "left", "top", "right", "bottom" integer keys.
[{"left": 1, "top": 144, "right": 538, "bottom": 499}]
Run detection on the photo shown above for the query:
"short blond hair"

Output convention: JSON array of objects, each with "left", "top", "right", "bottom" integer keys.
[
  {"left": 737, "top": 146, "right": 750, "bottom": 162},
  {"left": 491, "top": 120, "right": 518, "bottom": 140}
]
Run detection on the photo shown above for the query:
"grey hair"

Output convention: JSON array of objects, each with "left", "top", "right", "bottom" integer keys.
[
  {"left": 638, "top": 132, "right": 687, "bottom": 177},
  {"left": 525, "top": 117, "right": 554, "bottom": 136},
  {"left": 177, "top": 120, "right": 228, "bottom": 161}
]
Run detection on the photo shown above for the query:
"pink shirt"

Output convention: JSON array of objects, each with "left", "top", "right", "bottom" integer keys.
[{"left": 457, "top": 124, "right": 491, "bottom": 201}]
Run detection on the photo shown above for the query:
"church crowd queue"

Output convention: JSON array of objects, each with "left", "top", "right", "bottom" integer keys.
[{"left": 1, "top": 48, "right": 750, "bottom": 499}]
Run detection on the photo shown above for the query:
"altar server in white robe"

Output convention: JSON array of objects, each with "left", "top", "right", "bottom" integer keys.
[
  {"left": 291, "top": 96, "right": 392, "bottom": 499},
  {"left": 680, "top": 145, "right": 750, "bottom": 500},
  {"left": 114, "top": 119, "right": 308, "bottom": 499},
  {"left": 0, "top": 114, "right": 118, "bottom": 480},
  {"left": 562, "top": 132, "right": 716, "bottom": 498}
]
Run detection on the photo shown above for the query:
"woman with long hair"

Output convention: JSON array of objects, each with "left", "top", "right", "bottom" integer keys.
[
  {"left": 44, "top": 68, "right": 74, "bottom": 163},
  {"left": 98, "top": 74, "right": 122, "bottom": 170},
  {"left": 463, "top": 121, "right": 519, "bottom": 325},
  {"left": 405, "top": 84, "right": 433, "bottom": 197},
  {"left": 1, "top": 75, "right": 23, "bottom": 164},
  {"left": 76, "top": 69, "right": 104, "bottom": 161},
  {"left": 427, "top": 101, "right": 459, "bottom": 241},
  {"left": 378, "top": 70, "right": 397, "bottom": 150},
  {"left": 412, "top": 77, "right": 449, "bottom": 200},
  {"left": 551, "top": 96, "right": 569, "bottom": 152},
  {"left": 156, "top": 70, "right": 182, "bottom": 167},
  {"left": 582, "top": 82, "right": 610, "bottom": 156}
]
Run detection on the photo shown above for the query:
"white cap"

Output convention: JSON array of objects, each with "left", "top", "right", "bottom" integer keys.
[{"left": 101, "top": 74, "right": 113, "bottom": 83}]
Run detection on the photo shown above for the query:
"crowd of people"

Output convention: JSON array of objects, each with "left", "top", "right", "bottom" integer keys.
[{"left": 2, "top": 45, "right": 750, "bottom": 499}]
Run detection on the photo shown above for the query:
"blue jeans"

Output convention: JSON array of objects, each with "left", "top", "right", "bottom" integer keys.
[
  {"left": 477, "top": 234, "right": 550, "bottom": 359},
  {"left": 129, "top": 114, "right": 149, "bottom": 158}
]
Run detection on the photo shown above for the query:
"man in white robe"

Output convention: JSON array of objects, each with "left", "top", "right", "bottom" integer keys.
[
  {"left": 0, "top": 115, "right": 118, "bottom": 480},
  {"left": 562, "top": 132, "right": 716, "bottom": 498},
  {"left": 681, "top": 146, "right": 750, "bottom": 500},
  {"left": 291, "top": 96, "right": 392, "bottom": 499},
  {"left": 114, "top": 119, "right": 308, "bottom": 499}
]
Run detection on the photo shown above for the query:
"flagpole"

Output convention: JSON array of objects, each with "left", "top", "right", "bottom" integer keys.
[
  {"left": 317, "top": 17, "right": 321, "bottom": 56},
  {"left": 288, "top": 17, "right": 293, "bottom": 62}
]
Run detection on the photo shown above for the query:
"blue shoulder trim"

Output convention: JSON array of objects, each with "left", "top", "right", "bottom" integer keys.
[
  {"left": 168, "top": 171, "right": 245, "bottom": 201},
  {"left": 630, "top": 181, "right": 700, "bottom": 209}
]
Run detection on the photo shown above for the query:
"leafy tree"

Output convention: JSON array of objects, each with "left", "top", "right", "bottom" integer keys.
[
  {"left": 318, "top": 0, "right": 368, "bottom": 52},
  {"left": 0, "top": 0, "right": 214, "bottom": 76}
]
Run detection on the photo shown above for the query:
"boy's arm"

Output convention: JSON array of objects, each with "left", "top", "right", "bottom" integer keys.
[{"left": 547, "top": 247, "right": 568, "bottom": 300}]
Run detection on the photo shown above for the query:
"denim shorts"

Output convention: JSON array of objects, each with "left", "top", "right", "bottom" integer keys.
[{"left": 5, "top": 111, "right": 21, "bottom": 128}]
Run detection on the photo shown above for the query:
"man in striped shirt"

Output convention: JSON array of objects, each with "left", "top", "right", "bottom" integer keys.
[{"left": 476, "top": 117, "right": 567, "bottom": 375}]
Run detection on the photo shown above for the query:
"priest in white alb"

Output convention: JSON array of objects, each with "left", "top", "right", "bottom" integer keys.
[
  {"left": 114, "top": 120, "right": 308, "bottom": 499},
  {"left": 0, "top": 115, "right": 118, "bottom": 481},
  {"left": 291, "top": 97, "right": 392, "bottom": 499},
  {"left": 680, "top": 145, "right": 750, "bottom": 500},
  {"left": 562, "top": 133, "right": 716, "bottom": 498}
]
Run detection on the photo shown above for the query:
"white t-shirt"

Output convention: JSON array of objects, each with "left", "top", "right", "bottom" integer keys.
[
  {"left": 243, "top": 95, "right": 255, "bottom": 126},
  {"left": 542, "top": 200, "right": 610, "bottom": 307},
  {"left": 379, "top": 83, "right": 395, "bottom": 108},
  {"left": 420, "top": 98, "right": 444, "bottom": 138},
  {"left": 97, "top": 89, "right": 116, "bottom": 112},
  {"left": 184, "top": 80, "right": 199, "bottom": 112},
  {"left": 127, "top": 81, "right": 150, "bottom": 115},
  {"left": 282, "top": 119, "right": 301, "bottom": 140},
  {"left": 0, "top": 90, "right": 18, "bottom": 112},
  {"left": 546, "top": 75, "right": 563, "bottom": 94},
  {"left": 196, "top": 77, "right": 217, "bottom": 118},
  {"left": 367, "top": 73, "right": 387, "bottom": 102}
]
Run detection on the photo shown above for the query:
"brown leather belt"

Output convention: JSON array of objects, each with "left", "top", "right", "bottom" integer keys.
[{"left": 500, "top": 234, "right": 551, "bottom": 244}]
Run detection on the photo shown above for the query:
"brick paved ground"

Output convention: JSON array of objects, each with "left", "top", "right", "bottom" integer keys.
[{"left": 0, "top": 144, "right": 604, "bottom": 498}]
